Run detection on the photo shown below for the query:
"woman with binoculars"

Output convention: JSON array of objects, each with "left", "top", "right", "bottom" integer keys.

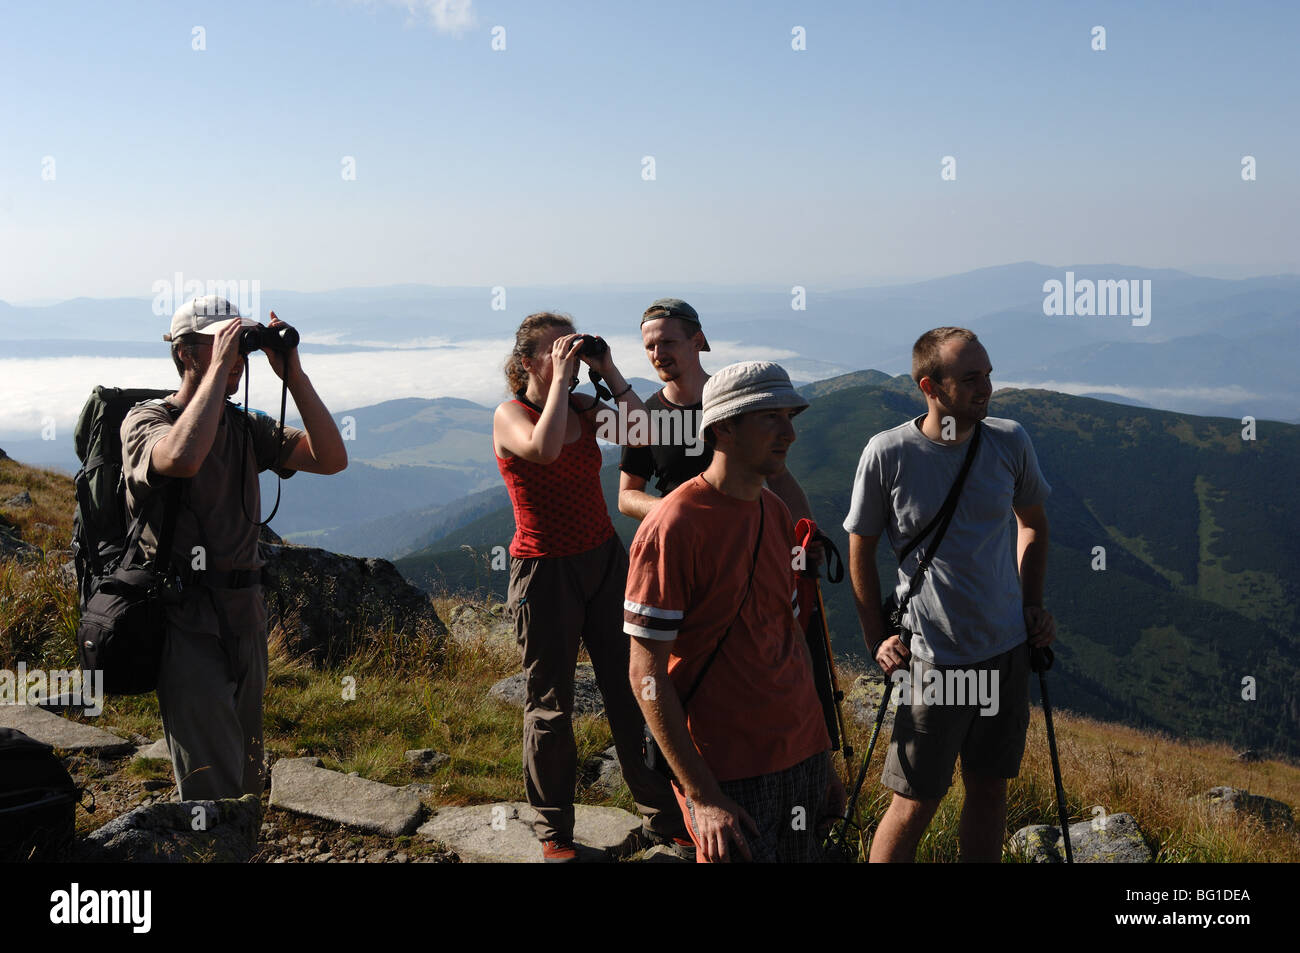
[{"left": 492, "top": 312, "right": 690, "bottom": 862}]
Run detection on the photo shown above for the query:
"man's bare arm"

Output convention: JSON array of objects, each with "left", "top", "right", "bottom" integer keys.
[
  {"left": 1014, "top": 503, "right": 1056, "bottom": 647},
  {"left": 848, "top": 532, "right": 909, "bottom": 675},
  {"left": 618, "top": 471, "right": 660, "bottom": 521},
  {"left": 151, "top": 321, "right": 242, "bottom": 478}
]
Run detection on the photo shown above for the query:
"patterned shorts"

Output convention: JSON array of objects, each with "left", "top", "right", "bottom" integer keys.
[{"left": 686, "top": 751, "right": 830, "bottom": 863}]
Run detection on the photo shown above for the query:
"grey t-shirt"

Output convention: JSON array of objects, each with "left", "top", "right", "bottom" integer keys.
[{"left": 843, "top": 415, "right": 1051, "bottom": 665}]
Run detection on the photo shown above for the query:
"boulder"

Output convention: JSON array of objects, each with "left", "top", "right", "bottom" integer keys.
[
  {"left": 844, "top": 673, "right": 897, "bottom": 730},
  {"left": 260, "top": 542, "right": 447, "bottom": 666},
  {"left": 417, "top": 801, "right": 642, "bottom": 863},
  {"left": 268, "top": 757, "right": 424, "bottom": 836},
  {"left": 4, "top": 490, "right": 33, "bottom": 508},
  {"left": 404, "top": 748, "right": 450, "bottom": 773},
  {"left": 0, "top": 705, "right": 135, "bottom": 756},
  {"left": 489, "top": 663, "right": 604, "bottom": 714},
  {"left": 83, "top": 795, "right": 261, "bottom": 863},
  {"left": 447, "top": 603, "right": 516, "bottom": 652},
  {"left": 0, "top": 519, "right": 38, "bottom": 562},
  {"left": 134, "top": 738, "right": 171, "bottom": 761},
  {"left": 581, "top": 745, "right": 625, "bottom": 796},
  {"left": 1012, "top": 811, "right": 1151, "bottom": 863},
  {"left": 1195, "top": 786, "right": 1294, "bottom": 831}
]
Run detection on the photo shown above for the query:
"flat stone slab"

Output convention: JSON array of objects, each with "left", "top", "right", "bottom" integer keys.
[
  {"left": 0, "top": 705, "right": 134, "bottom": 756},
  {"left": 1012, "top": 811, "right": 1151, "bottom": 863},
  {"left": 417, "top": 801, "right": 642, "bottom": 863},
  {"left": 488, "top": 663, "right": 604, "bottom": 715},
  {"left": 269, "top": 757, "right": 424, "bottom": 836}
]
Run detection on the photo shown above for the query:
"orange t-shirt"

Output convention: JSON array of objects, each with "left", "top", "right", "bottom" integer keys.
[{"left": 623, "top": 476, "right": 829, "bottom": 782}]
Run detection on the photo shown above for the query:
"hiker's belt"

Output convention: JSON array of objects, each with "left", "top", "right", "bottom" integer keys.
[{"left": 176, "top": 567, "right": 270, "bottom": 590}]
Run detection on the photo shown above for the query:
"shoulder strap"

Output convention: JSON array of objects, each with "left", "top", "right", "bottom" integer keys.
[
  {"left": 898, "top": 422, "right": 982, "bottom": 565},
  {"left": 680, "top": 495, "right": 766, "bottom": 710},
  {"left": 894, "top": 423, "right": 982, "bottom": 620}
]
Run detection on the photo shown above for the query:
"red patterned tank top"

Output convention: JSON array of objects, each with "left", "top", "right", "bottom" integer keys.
[{"left": 495, "top": 399, "right": 615, "bottom": 558}]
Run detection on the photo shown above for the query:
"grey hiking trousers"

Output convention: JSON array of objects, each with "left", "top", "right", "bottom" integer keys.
[{"left": 155, "top": 587, "right": 268, "bottom": 801}]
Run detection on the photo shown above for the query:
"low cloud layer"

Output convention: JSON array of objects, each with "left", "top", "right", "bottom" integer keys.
[{"left": 0, "top": 335, "right": 800, "bottom": 437}]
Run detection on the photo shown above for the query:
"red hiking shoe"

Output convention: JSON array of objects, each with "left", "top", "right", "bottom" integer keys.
[{"left": 541, "top": 838, "right": 578, "bottom": 863}]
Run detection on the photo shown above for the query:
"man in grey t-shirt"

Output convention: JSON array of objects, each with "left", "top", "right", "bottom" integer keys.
[{"left": 844, "top": 327, "right": 1056, "bottom": 862}]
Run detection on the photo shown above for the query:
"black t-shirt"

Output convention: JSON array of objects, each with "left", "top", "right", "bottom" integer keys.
[{"left": 618, "top": 389, "right": 712, "bottom": 497}]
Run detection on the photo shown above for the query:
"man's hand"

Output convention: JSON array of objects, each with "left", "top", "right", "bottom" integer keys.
[
  {"left": 874, "top": 633, "right": 911, "bottom": 676},
  {"left": 1023, "top": 605, "right": 1056, "bottom": 648},
  {"left": 263, "top": 310, "right": 303, "bottom": 384},
  {"left": 210, "top": 318, "right": 243, "bottom": 377},
  {"left": 689, "top": 791, "right": 759, "bottom": 863}
]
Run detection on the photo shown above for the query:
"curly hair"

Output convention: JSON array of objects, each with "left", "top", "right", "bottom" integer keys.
[{"left": 503, "top": 312, "right": 575, "bottom": 394}]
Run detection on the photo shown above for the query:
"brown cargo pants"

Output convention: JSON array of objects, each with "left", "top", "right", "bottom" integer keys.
[{"left": 509, "top": 534, "right": 684, "bottom": 843}]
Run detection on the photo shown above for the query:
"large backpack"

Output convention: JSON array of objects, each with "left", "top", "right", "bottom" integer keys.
[
  {"left": 71, "top": 386, "right": 185, "bottom": 695},
  {"left": 0, "top": 727, "right": 80, "bottom": 862},
  {"left": 71, "top": 386, "right": 176, "bottom": 606}
]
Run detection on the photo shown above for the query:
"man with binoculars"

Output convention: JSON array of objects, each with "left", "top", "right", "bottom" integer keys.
[{"left": 120, "top": 294, "right": 347, "bottom": 800}]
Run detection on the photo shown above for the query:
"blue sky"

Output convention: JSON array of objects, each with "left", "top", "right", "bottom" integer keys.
[{"left": 1, "top": 0, "right": 1297, "bottom": 301}]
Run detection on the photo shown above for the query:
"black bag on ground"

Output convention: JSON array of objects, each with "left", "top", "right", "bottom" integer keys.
[
  {"left": 71, "top": 387, "right": 186, "bottom": 695},
  {"left": 0, "top": 728, "right": 80, "bottom": 862}
]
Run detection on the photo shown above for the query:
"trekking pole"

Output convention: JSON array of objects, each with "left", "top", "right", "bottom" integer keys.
[
  {"left": 824, "top": 676, "right": 892, "bottom": 861},
  {"left": 813, "top": 576, "right": 853, "bottom": 765},
  {"left": 1030, "top": 644, "right": 1073, "bottom": 863}
]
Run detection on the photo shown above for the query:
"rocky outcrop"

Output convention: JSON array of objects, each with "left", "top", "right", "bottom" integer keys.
[
  {"left": 1195, "top": 786, "right": 1293, "bottom": 830},
  {"left": 259, "top": 542, "right": 447, "bottom": 666},
  {"left": 4, "top": 490, "right": 33, "bottom": 508},
  {"left": 83, "top": 795, "right": 261, "bottom": 863},
  {"left": 488, "top": 663, "right": 604, "bottom": 714},
  {"left": 1012, "top": 811, "right": 1152, "bottom": 863},
  {"left": 0, "top": 513, "right": 39, "bottom": 562}
]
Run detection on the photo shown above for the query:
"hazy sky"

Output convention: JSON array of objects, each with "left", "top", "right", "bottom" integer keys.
[{"left": 2, "top": 0, "right": 1297, "bottom": 302}]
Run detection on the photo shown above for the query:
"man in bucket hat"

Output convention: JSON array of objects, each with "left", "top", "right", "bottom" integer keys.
[{"left": 626, "top": 361, "right": 843, "bottom": 862}]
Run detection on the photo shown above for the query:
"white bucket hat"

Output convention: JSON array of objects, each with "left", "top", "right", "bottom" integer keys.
[{"left": 700, "top": 361, "right": 809, "bottom": 434}]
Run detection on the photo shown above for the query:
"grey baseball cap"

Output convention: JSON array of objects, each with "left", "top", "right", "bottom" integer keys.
[
  {"left": 641, "top": 297, "right": 709, "bottom": 351},
  {"left": 163, "top": 294, "right": 256, "bottom": 342},
  {"left": 700, "top": 361, "right": 809, "bottom": 434}
]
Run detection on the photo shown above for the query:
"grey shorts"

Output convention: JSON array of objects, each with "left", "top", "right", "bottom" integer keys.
[{"left": 881, "top": 643, "right": 1030, "bottom": 801}]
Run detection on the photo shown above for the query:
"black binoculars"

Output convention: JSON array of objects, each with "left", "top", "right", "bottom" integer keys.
[
  {"left": 576, "top": 334, "right": 608, "bottom": 358},
  {"left": 239, "top": 323, "right": 300, "bottom": 355}
]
